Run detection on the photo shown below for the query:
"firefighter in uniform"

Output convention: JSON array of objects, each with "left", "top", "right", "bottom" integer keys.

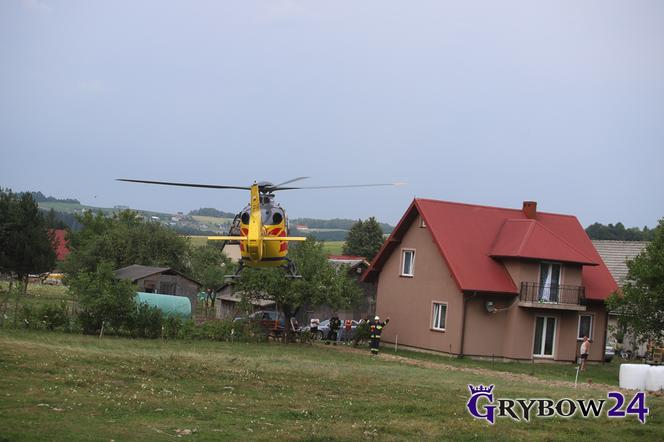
[
  {"left": 326, "top": 315, "right": 341, "bottom": 345},
  {"left": 369, "top": 315, "right": 389, "bottom": 355}
]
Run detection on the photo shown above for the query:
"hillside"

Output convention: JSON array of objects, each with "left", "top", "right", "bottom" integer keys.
[{"left": 29, "top": 190, "right": 395, "bottom": 240}]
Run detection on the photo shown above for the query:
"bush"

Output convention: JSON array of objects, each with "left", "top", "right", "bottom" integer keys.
[
  {"left": 163, "top": 316, "right": 183, "bottom": 339},
  {"left": 20, "top": 304, "right": 36, "bottom": 329},
  {"left": 129, "top": 303, "right": 163, "bottom": 338},
  {"left": 36, "top": 303, "right": 69, "bottom": 331}
]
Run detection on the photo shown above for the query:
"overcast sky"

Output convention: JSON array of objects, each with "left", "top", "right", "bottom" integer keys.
[{"left": 1, "top": 0, "right": 662, "bottom": 227}]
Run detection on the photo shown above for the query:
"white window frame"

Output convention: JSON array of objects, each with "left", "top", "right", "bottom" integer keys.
[
  {"left": 400, "top": 249, "right": 415, "bottom": 277},
  {"left": 577, "top": 314, "right": 593, "bottom": 341},
  {"left": 431, "top": 301, "right": 447, "bottom": 331},
  {"left": 420, "top": 217, "right": 426, "bottom": 228}
]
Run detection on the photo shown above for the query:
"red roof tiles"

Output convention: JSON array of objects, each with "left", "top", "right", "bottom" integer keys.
[
  {"left": 364, "top": 199, "right": 618, "bottom": 301},
  {"left": 51, "top": 229, "right": 70, "bottom": 261}
]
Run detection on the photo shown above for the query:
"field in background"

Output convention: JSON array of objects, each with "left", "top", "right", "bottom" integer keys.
[
  {"left": 191, "top": 215, "right": 233, "bottom": 225},
  {"left": 187, "top": 237, "right": 346, "bottom": 256},
  {"left": 187, "top": 236, "right": 210, "bottom": 247},
  {"left": 321, "top": 241, "right": 345, "bottom": 255},
  {"left": 0, "top": 330, "right": 661, "bottom": 441}
]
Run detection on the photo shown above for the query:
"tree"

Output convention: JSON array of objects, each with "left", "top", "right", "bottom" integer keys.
[
  {"left": 0, "top": 189, "right": 56, "bottom": 325},
  {"left": 342, "top": 217, "right": 385, "bottom": 261},
  {"left": 62, "top": 210, "right": 192, "bottom": 277},
  {"left": 190, "top": 244, "right": 235, "bottom": 316},
  {"left": 585, "top": 222, "right": 655, "bottom": 241},
  {"left": 235, "top": 238, "right": 361, "bottom": 341},
  {"left": 606, "top": 218, "right": 664, "bottom": 345},
  {"left": 68, "top": 262, "right": 137, "bottom": 335}
]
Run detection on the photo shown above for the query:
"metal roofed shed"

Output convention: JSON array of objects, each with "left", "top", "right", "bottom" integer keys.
[
  {"left": 135, "top": 292, "right": 191, "bottom": 318},
  {"left": 114, "top": 264, "right": 202, "bottom": 312}
]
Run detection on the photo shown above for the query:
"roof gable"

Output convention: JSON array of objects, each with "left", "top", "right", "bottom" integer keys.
[
  {"left": 364, "top": 199, "right": 618, "bottom": 300},
  {"left": 490, "top": 219, "right": 598, "bottom": 266},
  {"left": 114, "top": 264, "right": 201, "bottom": 286}
]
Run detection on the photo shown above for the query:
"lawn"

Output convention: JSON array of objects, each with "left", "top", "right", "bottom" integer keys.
[{"left": 0, "top": 330, "right": 661, "bottom": 441}]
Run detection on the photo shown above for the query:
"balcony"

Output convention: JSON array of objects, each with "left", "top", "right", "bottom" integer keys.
[{"left": 518, "top": 282, "right": 586, "bottom": 311}]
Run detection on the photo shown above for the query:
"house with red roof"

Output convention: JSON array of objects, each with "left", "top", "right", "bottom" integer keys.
[
  {"left": 363, "top": 199, "right": 618, "bottom": 362},
  {"left": 51, "top": 229, "right": 70, "bottom": 262}
]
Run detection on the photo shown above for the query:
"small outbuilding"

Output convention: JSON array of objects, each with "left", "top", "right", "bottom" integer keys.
[{"left": 114, "top": 264, "right": 201, "bottom": 312}]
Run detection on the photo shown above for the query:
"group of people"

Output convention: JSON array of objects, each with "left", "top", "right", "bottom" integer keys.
[{"left": 309, "top": 314, "right": 390, "bottom": 355}]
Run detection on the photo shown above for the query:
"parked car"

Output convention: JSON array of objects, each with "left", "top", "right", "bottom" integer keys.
[
  {"left": 301, "top": 319, "right": 360, "bottom": 340},
  {"left": 604, "top": 345, "right": 615, "bottom": 362},
  {"left": 234, "top": 310, "right": 285, "bottom": 332}
]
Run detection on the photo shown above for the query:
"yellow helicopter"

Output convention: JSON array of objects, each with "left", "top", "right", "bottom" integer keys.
[{"left": 117, "top": 177, "right": 403, "bottom": 277}]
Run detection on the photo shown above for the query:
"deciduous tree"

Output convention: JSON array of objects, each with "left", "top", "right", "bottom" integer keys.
[
  {"left": 62, "top": 210, "right": 192, "bottom": 277},
  {"left": 342, "top": 217, "right": 385, "bottom": 261},
  {"left": 0, "top": 189, "right": 56, "bottom": 325},
  {"left": 606, "top": 218, "right": 664, "bottom": 344},
  {"left": 235, "top": 238, "right": 361, "bottom": 341}
]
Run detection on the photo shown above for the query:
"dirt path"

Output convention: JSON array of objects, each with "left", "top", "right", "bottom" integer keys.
[{"left": 329, "top": 343, "right": 624, "bottom": 393}]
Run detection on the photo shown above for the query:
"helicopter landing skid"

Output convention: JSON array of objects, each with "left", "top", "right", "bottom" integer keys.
[
  {"left": 224, "top": 261, "right": 244, "bottom": 280},
  {"left": 283, "top": 260, "right": 302, "bottom": 279}
]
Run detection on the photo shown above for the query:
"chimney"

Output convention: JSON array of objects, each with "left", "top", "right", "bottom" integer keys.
[{"left": 522, "top": 201, "right": 537, "bottom": 219}]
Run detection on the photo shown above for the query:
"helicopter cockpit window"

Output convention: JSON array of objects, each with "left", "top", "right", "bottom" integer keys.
[{"left": 262, "top": 207, "right": 285, "bottom": 225}]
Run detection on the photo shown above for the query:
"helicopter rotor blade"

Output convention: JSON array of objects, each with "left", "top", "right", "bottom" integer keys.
[
  {"left": 272, "top": 182, "right": 407, "bottom": 191},
  {"left": 116, "top": 179, "right": 251, "bottom": 190},
  {"left": 269, "top": 176, "right": 310, "bottom": 189}
]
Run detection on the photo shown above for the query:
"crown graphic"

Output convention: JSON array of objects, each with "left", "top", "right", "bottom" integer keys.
[{"left": 468, "top": 384, "right": 494, "bottom": 395}]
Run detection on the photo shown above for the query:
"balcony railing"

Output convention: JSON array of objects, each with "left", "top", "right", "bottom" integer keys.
[{"left": 519, "top": 282, "right": 585, "bottom": 306}]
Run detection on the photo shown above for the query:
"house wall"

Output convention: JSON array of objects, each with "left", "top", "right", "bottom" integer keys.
[
  {"left": 375, "top": 217, "right": 465, "bottom": 354},
  {"left": 503, "top": 260, "right": 583, "bottom": 287},
  {"left": 463, "top": 296, "right": 607, "bottom": 362}
]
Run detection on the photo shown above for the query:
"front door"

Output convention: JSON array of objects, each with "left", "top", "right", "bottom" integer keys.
[{"left": 533, "top": 316, "right": 556, "bottom": 357}]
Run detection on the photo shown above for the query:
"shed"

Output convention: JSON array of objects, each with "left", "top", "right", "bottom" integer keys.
[{"left": 114, "top": 264, "right": 201, "bottom": 312}]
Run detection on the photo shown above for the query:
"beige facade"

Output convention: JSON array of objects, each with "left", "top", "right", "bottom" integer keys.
[{"left": 375, "top": 215, "right": 608, "bottom": 362}]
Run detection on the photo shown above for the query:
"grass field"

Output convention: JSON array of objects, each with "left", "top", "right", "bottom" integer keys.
[
  {"left": 321, "top": 241, "right": 345, "bottom": 255},
  {"left": 0, "top": 330, "right": 661, "bottom": 441},
  {"left": 191, "top": 215, "right": 233, "bottom": 225},
  {"left": 188, "top": 236, "right": 211, "bottom": 247}
]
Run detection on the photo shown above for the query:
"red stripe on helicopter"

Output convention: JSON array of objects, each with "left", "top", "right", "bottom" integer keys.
[{"left": 280, "top": 242, "right": 288, "bottom": 252}]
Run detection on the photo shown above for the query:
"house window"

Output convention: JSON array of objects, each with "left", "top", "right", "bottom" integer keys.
[
  {"left": 420, "top": 218, "right": 426, "bottom": 228},
  {"left": 401, "top": 249, "right": 415, "bottom": 276},
  {"left": 432, "top": 302, "right": 447, "bottom": 331},
  {"left": 538, "top": 262, "right": 561, "bottom": 302},
  {"left": 577, "top": 315, "right": 593, "bottom": 340}
]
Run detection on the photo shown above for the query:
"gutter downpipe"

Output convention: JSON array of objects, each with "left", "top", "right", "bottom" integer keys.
[{"left": 460, "top": 291, "right": 478, "bottom": 358}]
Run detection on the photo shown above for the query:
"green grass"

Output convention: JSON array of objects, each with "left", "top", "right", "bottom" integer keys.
[
  {"left": 187, "top": 236, "right": 211, "bottom": 247},
  {"left": 0, "top": 330, "right": 661, "bottom": 441},
  {"left": 322, "top": 241, "right": 345, "bottom": 255},
  {"left": 191, "top": 215, "right": 233, "bottom": 225},
  {"left": 0, "top": 282, "right": 73, "bottom": 325}
]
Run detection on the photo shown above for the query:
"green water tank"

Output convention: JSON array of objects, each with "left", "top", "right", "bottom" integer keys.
[{"left": 135, "top": 292, "right": 192, "bottom": 318}]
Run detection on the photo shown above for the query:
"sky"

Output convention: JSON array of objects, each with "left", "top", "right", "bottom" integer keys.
[{"left": 1, "top": 0, "right": 663, "bottom": 228}]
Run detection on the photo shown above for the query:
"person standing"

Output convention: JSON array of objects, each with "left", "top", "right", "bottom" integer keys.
[
  {"left": 580, "top": 336, "right": 591, "bottom": 371},
  {"left": 343, "top": 319, "right": 353, "bottom": 345},
  {"left": 369, "top": 315, "right": 389, "bottom": 356},
  {"left": 326, "top": 315, "right": 341, "bottom": 345},
  {"left": 309, "top": 317, "right": 320, "bottom": 341}
]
